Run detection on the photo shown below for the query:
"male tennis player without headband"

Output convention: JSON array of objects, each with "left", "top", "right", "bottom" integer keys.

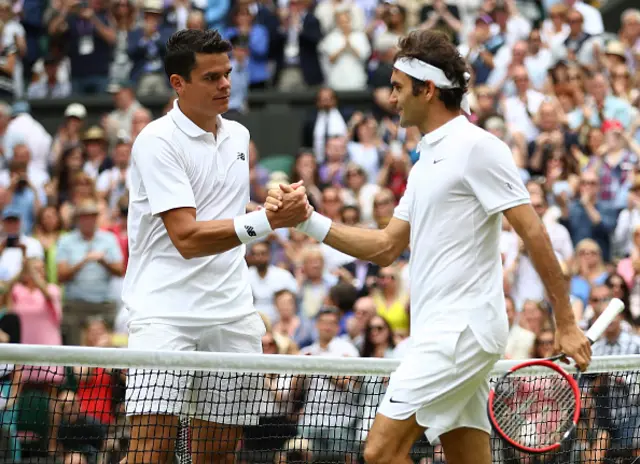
[{"left": 265, "top": 30, "right": 592, "bottom": 464}]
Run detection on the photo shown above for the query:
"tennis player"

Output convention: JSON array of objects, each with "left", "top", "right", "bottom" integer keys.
[
  {"left": 121, "top": 29, "right": 310, "bottom": 464},
  {"left": 265, "top": 30, "right": 592, "bottom": 464}
]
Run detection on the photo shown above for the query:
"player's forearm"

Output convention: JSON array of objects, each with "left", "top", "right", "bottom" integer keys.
[
  {"left": 172, "top": 218, "right": 243, "bottom": 259},
  {"left": 323, "top": 221, "right": 396, "bottom": 267}
]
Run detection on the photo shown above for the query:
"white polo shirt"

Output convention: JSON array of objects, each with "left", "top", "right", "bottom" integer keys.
[
  {"left": 122, "top": 100, "right": 254, "bottom": 326},
  {"left": 394, "top": 116, "right": 530, "bottom": 355}
]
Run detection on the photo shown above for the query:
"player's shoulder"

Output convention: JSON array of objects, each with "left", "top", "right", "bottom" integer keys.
[
  {"left": 220, "top": 116, "right": 250, "bottom": 140},
  {"left": 131, "top": 114, "right": 183, "bottom": 159},
  {"left": 466, "top": 124, "right": 511, "bottom": 157}
]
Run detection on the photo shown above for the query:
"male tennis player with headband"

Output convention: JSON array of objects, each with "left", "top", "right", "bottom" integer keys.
[{"left": 265, "top": 30, "right": 592, "bottom": 464}]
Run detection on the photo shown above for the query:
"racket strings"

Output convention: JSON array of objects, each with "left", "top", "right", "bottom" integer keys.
[{"left": 492, "top": 370, "right": 577, "bottom": 449}]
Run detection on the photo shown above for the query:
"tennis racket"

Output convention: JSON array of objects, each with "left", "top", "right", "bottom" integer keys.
[{"left": 488, "top": 298, "right": 625, "bottom": 454}]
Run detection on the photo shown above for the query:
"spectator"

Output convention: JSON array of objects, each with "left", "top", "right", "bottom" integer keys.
[
  {"left": 571, "top": 238, "right": 609, "bottom": 307},
  {"left": 342, "top": 162, "right": 379, "bottom": 226},
  {"left": 247, "top": 241, "right": 298, "bottom": 323},
  {"left": 271, "top": 289, "right": 314, "bottom": 348},
  {"left": 3, "top": 102, "right": 52, "bottom": 175},
  {"left": 109, "top": 0, "right": 136, "bottom": 84},
  {"left": 228, "top": 34, "right": 250, "bottom": 115},
  {"left": 298, "top": 307, "right": 359, "bottom": 459},
  {"left": 530, "top": 327, "right": 556, "bottom": 358},
  {"left": 26, "top": 54, "right": 71, "bottom": 98},
  {"left": 54, "top": 143, "right": 85, "bottom": 207},
  {"left": 50, "top": 0, "right": 117, "bottom": 95},
  {"left": 318, "top": 9, "right": 371, "bottom": 91},
  {"left": 82, "top": 126, "right": 112, "bottom": 180},
  {"left": 224, "top": 3, "right": 270, "bottom": 89},
  {"left": 370, "top": 265, "right": 409, "bottom": 335},
  {"left": 346, "top": 115, "right": 383, "bottom": 183},
  {"left": 50, "top": 103, "right": 87, "bottom": 166},
  {"left": 3, "top": 155, "right": 44, "bottom": 235},
  {"left": 95, "top": 136, "right": 131, "bottom": 209},
  {"left": 502, "top": 64, "right": 546, "bottom": 143},
  {"left": 319, "top": 136, "right": 348, "bottom": 186},
  {"left": 587, "top": 119, "right": 639, "bottom": 212},
  {"left": 360, "top": 314, "right": 395, "bottom": 358},
  {"left": 290, "top": 149, "right": 323, "bottom": 210},
  {"left": 33, "top": 206, "right": 63, "bottom": 284},
  {"left": 559, "top": 170, "right": 617, "bottom": 262},
  {"left": 591, "top": 284, "right": 640, "bottom": 355},
  {"left": 130, "top": 106, "right": 152, "bottom": 142},
  {"left": 297, "top": 246, "right": 337, "bottom": 320},
  {"left": 459, "top": 14, "right": 505, "bottom": 85},
  {"left": 0, "top": 207, "right": 44, "bottom": 279},
  {"left": 56, "top": 199, "right": 124, "bottom": 345},
  {"left": 103, "top": 82, "right": 141, "bottom": 144},
  {"left": 127, "top": 0, "right": 169, "bottom": 97},
  {"left": 275, "top": 0, "right": 324, "bottom": 91},
  {"left": 302, "top": 87, "right": 349, "bottom": 163},
  {"left": 315, "top": 0, "right": 365, "bottom": 34}
]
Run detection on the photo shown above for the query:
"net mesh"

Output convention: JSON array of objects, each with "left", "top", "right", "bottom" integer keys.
[{"left": 0, "top": 346, "right": 638, "bottom": 464}]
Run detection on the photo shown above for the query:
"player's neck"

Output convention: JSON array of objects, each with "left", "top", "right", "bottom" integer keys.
[
  {"left": 418, "top": 107, "right": 462, "bottom": 135},
  {"left": 179, "top": 102, "right": 219, "bottom": 135}
]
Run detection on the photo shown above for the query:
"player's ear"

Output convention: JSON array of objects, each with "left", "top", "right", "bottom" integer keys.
[
  {"left": 423, "top": 81, "right": 436, "bottom": 102},
  {"left": 169, "top": 74, "right": 186, "bottom": 95}
]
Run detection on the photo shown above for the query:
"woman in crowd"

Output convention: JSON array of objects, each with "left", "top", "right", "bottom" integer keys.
[
  {"left": 360, "top": 315, "right": 395, "bottom": 358},
  {"left": 571, "top": 239, "right": 609, "bottom": 307},
  {"left": 33, "top": 206, "right": 63, "bottom": 284},
  {"left": 370, "top": 265, "right": 409, "bottom": 335}
]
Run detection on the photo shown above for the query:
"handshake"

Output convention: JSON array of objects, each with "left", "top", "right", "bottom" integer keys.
[{"left": 263, "top": 180, "right": 314, "bottom": 230}]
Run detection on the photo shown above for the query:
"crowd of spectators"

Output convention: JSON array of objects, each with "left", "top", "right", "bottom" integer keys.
[{"left": 0, "top": 0, "right": 634, "bottom": 461}]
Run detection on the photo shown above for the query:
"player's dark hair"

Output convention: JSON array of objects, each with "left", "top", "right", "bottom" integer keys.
[
  {"left": 164, "top": 29, "right": 232, "bottom": 81},
  {"left": 395, "top": 30, "right": 469, "bottom": 111}
]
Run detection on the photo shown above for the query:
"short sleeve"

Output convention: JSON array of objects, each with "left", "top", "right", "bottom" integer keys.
[
  {"left": 132, "top": 132, "right": 196, "bottom": 216},
  {"left": 393, "top": 170, "right": 415, "bottom": 223},
  {"left": 464, "top": 135, "right": 530, "bottom": 216}
]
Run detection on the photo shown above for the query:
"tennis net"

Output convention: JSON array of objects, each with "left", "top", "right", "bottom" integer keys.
[{"left": 0, "top": 344, "right": 638, "bottom": 463}]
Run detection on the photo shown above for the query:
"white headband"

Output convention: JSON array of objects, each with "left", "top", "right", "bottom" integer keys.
[{"left": 393, "top": 57, "right": 471, "bottom": 114}]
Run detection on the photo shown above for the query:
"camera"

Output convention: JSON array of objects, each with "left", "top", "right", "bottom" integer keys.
[
  {"left": 5, "top": 235, "right": 19, "bottom": 248},
  {"left": 16, "top": 177, "right": 27, "bottom": 191}
]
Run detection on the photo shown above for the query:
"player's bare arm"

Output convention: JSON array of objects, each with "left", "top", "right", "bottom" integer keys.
[
  {"left": 265, "top": 184, "right": 409, "bottom": 267},
  {"left": 162, "top": 184, "right": 311, "bottom": 259},
  {"left": 504, "top": 203, "right": 592, "bottom": 370}
]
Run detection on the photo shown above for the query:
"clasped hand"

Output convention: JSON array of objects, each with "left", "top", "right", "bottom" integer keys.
[{"left": 264, "top": 180, "right": 313, "bottom": 229}]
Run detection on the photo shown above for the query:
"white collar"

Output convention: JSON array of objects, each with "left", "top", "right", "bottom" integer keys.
[
  {"left": 417, "top": 115, "right": 468, "bottom": 152},
  {"left": 170, "top": 99, "right": 227, "bottom": 141}
]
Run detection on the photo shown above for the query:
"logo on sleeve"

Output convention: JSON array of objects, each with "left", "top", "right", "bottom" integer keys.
[
  {"left": 505, "top": 182, "right": 513, "bottom": 190},
  {"left": 237, "top": 152, "right": 246, "bottom": 161},
  {"left": 244, "top": 225, "right": 256, "bottom": 237}
]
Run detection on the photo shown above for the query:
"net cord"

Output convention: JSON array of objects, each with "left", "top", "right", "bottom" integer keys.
[{"left": 0, "top": 344, "right": 638, "bottom": 376}]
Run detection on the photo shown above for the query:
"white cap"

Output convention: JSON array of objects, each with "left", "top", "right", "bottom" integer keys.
[{"left": 64, "top": 103, "right": 87, "bottom": 119}]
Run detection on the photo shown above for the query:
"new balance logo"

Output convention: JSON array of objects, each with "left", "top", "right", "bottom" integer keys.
[
  {"left": 237, "top": 152, "right": 246, "bottom": 161},
  {"left": 506, "top": 182, "right": 513, "bottom": 190},
  {"left": 244, "top": 225, "right": 256, "bottom": 237}
]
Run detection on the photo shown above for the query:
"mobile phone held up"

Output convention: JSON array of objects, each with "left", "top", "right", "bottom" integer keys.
[{"left": 5, "top": 235, "right": 19, "bottom": 248}]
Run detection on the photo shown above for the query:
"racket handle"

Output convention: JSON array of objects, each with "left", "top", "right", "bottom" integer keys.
[{"left": 585, "top": 298, "right": 625, "bottom": 343}]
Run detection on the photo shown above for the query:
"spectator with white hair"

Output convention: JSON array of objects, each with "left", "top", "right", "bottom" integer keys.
[
  {"left": 620, "top": 9, "right": 640, "bottom": 73},
  {"left": 318, "top": 8, "right": 371, "bottom": 91},
  {"left": 3, "top": 102, "right": 52, "bottom": 176},
  {"left": 130, "top": 106, "right": 152, "bottom": 142}
]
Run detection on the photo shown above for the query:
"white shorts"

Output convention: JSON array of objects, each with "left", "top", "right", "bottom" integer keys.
[
  {"left": 125, "top": 312, "right": 266, "bottom": 426},
  {"left": 378, "top": 325, "right": 500, "bottom": 445}
]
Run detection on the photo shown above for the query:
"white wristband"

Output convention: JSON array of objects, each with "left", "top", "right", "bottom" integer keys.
[
  {"left": 296, "top": 212, "right": 332, "bottom": 243},
  {"left": 234, "top": 210, "right": 273, "bottom": 244}
]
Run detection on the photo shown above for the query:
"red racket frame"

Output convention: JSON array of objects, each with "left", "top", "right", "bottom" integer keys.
[{"left": 487, "top": 358, "right": 582, "bottom": 454}]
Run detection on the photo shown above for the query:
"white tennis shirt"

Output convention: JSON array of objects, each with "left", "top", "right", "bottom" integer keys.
[
  {"left": 394, "top": 116, "right": 530, "bottom": 355},
  {"left": 122, "top": 100, "right": 254, "bottom": 326}
]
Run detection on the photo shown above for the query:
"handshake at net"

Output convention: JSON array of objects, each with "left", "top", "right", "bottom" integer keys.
[{"left": 263, "top": 180, "right": 314, "bottom": 230}]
